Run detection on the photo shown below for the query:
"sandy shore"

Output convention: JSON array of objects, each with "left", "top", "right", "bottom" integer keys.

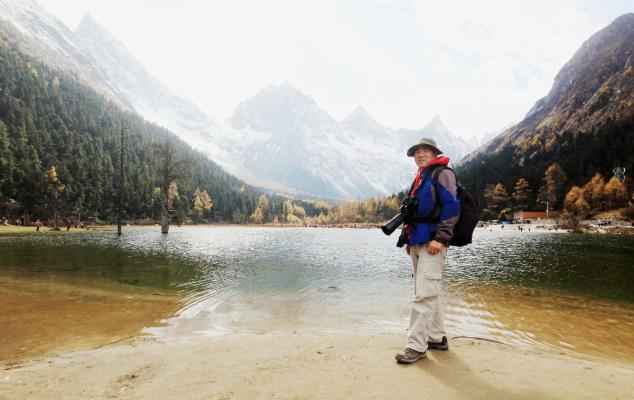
[{"left": 1, "top": 333, "right": 632, "bottom": 400}]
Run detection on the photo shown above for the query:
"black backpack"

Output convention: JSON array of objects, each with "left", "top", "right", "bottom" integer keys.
[{"left": 428, "top": 167, "right": 478, "bottom": 247}]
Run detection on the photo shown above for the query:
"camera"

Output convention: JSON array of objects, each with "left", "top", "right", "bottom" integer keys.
[{"left": 381, "top": 197, "right": 417, "bottom": 236}]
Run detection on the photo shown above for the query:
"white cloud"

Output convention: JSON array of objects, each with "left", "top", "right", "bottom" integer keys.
[{"left": 36, "top": 0, "right": 634, "bottom": 138}]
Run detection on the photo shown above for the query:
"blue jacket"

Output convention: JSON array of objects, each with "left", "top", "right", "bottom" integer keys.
[{"left": 408, "top": 167, "right": 461, "bottom": 246}]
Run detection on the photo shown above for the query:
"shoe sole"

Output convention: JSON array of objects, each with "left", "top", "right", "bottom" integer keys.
[
  {"left": 427, "top": 344, "right": 449, "bottom": 351},
  {"left": 395, "top": 353, "right": 427, "bottom": 364}
]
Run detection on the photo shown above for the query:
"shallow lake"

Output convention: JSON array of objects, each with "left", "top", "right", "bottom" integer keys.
[{"left": 1, "top": 226, "right": 633, "bottom": 363}]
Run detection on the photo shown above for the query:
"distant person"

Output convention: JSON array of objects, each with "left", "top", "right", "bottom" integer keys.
[
  {"left": 395, "top": 138, "right": 461, "bottom": 365},
  {"left": 35, "top": 219, "right": 42, "bottom": 231},
  {"left": 65, "top": 219, "right": 71, "bottom": 231}
]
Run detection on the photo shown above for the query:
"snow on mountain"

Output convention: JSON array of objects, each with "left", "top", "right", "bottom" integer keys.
[
  {"left": 0, "top": 0, "right": 131, "bottom": 107},
  {"left": 74, "top": 14, "right": 227, "bottom": 161},
  {"left": 221, "top": 83, "right": 412, "bottom": 198},
  {"left": 397, "top": 115, "right": 474, "bottom": 166},
  {"left": 222, "top": 83, "right": 482, "bottom": 198},
  {"left": 0, "top": 1, "right": 480, "bottom": 199}
]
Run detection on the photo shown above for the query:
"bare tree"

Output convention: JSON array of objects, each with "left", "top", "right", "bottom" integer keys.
[
  {"left": 117, "top": 121, "right": 125, "bottom": 235},
  {"left": 155, "top": 131, "right": 192, "bottom": 234}
]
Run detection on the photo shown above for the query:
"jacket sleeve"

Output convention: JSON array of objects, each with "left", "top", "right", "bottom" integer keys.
[{"left": 433, "top": 169, "right": 461, "bottom": 245}]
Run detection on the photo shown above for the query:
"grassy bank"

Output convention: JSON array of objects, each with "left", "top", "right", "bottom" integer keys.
[{"left": 0, "top": 225, "right": 113, "bottom": 236}]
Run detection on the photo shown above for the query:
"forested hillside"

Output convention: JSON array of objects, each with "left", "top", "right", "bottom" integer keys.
[
  {"left": 0, "top": 32, "right": 293, "bottom": 224},
  {"left": 457, "top": 14, "right": 634, "bottom": 218}
]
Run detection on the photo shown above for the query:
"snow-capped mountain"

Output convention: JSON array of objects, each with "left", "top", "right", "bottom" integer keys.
[
  {"left": 0, "top": 0, "right": 129, "bottom": 107},
  {"left": 0, "top": 0, "right": 479, "bottom": 199},
  {"left": 397, "top": 115, "right": 472, "bottom": 167},
  {"left": 223, "top": 83, "right": 476, "bottom": 198},
  {"left": 225, "top": 83, "right": 413, "bottom": 198},
  {"left": 74, "top": 14, "right": 224, "bottom": 159}
]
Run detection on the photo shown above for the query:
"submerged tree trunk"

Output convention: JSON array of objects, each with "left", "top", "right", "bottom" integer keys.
[
  {"left": 161, "top": 183, "right": 170, "bottom": 234},
  {"left": 117, "top": 121, "right": 125, "bottom": 236},
  {"left": 155, "top": 130, "right": 191, "bottom": 235},
  {"left": 23, "top": 208, "right": 31, "bottom": 227}
]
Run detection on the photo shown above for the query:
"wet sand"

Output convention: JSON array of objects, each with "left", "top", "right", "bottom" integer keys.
[
  {"left": 1, "top": 333, "right": 632, "bottom": 400},
  {"left": 3, "top": 275, "right": 634, "bottom": 366},
  {"left": 447, "top": 283, "right": 634, "bottom": 364},
  {"left": 0, "top": 276, "right": 180, "bottom": 362}
]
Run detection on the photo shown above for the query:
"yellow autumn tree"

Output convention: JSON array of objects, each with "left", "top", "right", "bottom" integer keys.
[
  {"left": 604, "top": 176, "right": 629, "bottom": 208},
  {"left": 47, "top": 166, "right": 65, "bottom": 228},
  {"left": 563, "top": 186, "right": 590, "bottom": 231},
  {"left": 582, "top": 173, "right": 606, "bottom": 211},
  {"left": 250, "top": 194, "right": 269, "bottom": 224},
  {"left": 192, "top": 187, "right": 213, "bottom": 221}
]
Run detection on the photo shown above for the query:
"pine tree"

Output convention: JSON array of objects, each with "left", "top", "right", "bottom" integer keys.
[
  {"left": 483, "top": 183, "right": 509, "bottom": 218},
  {"left": 512, "top": 178, "right": 531, "bottom": 211},
  {"left": 537, "top": 163, "right": 568, "bottom": 209},
  {"left": 46, "top": 165, "right": 65, "bottom": 228},
  {"left": 0, "top": 120, "right": 13, "bottom": 200}
]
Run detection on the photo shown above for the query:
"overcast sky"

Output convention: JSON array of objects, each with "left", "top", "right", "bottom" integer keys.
[{"left": 38, "top": 0, "right": 634, "bottom": 139}]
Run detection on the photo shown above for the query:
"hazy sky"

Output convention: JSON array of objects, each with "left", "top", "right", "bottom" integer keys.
[{"left": 38, "top": 0, "right": 634, "bottom": 139}]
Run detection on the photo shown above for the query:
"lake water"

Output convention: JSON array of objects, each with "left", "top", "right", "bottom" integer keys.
[{"left": 1, "top": 226, "right": 633, "bottom": 363}]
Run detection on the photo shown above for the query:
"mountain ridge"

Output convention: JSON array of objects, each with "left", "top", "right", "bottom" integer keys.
[
  {"left": 458, "top": 13, "right": 634, "bottom": 207},
  {"left": 0, "top": 1, "right": 479, "bottom": 199}
]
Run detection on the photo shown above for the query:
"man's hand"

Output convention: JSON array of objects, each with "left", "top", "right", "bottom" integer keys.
[{"left": 427, "top": 240, "right": 444, "bottom": 255}]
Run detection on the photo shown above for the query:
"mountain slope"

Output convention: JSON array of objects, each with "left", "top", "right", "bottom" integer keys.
[
  {"left": 0, "top": 1, "right": 478, "bottom": 199},
  {"left": 0, "top": 31, "right": 264, "bottom": 222},
  {"left": 74, "top": 14, "right": 223, "bottom": 159},
  {"left": 0, "top": 0, "right": 133, "bottom": 109},
  {"left": 226, "top": 83, "right": 404, "bottom": 198},
  {"left": 458, "top": 13, "right": 634, "bottom": 204}
]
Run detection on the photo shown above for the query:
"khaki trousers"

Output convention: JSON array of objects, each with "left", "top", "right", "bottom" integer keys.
[{"left": 407, "top": 243, "right": 447, "bottom": 352}]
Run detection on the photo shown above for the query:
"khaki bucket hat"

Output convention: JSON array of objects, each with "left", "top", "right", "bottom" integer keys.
[{"left": 407, "top": 137, "right": 442, "bottom": 157}]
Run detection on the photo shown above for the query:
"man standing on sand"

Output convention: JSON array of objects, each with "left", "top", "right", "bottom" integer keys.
[{"left": 395, "top": 138, "right": 461, "bottom": 364}]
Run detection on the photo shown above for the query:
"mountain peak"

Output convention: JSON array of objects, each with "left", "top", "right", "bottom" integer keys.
[
  {"left": 230, "top": 82, "right": 334, "bottom": 132},
  {"left": 76, "top": 13, "right": 103, "bottom": 34},
  {"left": 423, "top": 114, "right": 448, "bottom": 132},
  {"left": 262, "top": 82, "right": 316, "bottom": 105},
  {"left": 345, "top": 106, "right": 372, "bottom": 120},
  {"left": 342, "top": 106, "right": 387, "bottom": 133},
  {"left": 75, "top": 13, "right": 123, "bottom": 48},
  {"left": 78, "top": 13, "right": 96, "bottom": 27}
]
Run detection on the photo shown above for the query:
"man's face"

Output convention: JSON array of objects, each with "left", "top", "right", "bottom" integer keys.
[{"left": 414, "top": 146, "right": 437, "bottom": 168}]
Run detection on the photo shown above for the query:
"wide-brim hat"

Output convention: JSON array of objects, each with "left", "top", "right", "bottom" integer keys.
[{"left": 407, "top": 137, "right": 442, "bottom": 157}]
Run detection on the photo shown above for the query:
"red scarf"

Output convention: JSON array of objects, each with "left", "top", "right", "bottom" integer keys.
[
  {"left": 409, "top": 155, "right": 450, "bottom": 198},
  {"left": 406, "top": 155, "right": 450, "bottom": 240}
]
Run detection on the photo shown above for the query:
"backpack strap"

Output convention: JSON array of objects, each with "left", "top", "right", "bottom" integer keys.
[
  {"left": 414, "top": 166, "right": 454, "bottom": 223},
  {"left": 408, "top": 165, "right": 444, "bottom": 227}
]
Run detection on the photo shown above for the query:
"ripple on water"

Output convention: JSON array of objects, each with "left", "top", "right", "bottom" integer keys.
[{"left": 1, "top": 226, "right": 633, "bottom": 362}]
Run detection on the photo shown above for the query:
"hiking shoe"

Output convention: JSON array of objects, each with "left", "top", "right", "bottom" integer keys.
[
  {"left": 395, "top": 348, "right": 427, "bottom": 364},
  {"left": 427, "top": 336, "right": 449, "bottom": 351}
]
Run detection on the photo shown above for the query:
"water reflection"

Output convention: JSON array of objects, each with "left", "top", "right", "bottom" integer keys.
[{"left": 1, "top": 226, "right": 633, "bottom": 362}]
